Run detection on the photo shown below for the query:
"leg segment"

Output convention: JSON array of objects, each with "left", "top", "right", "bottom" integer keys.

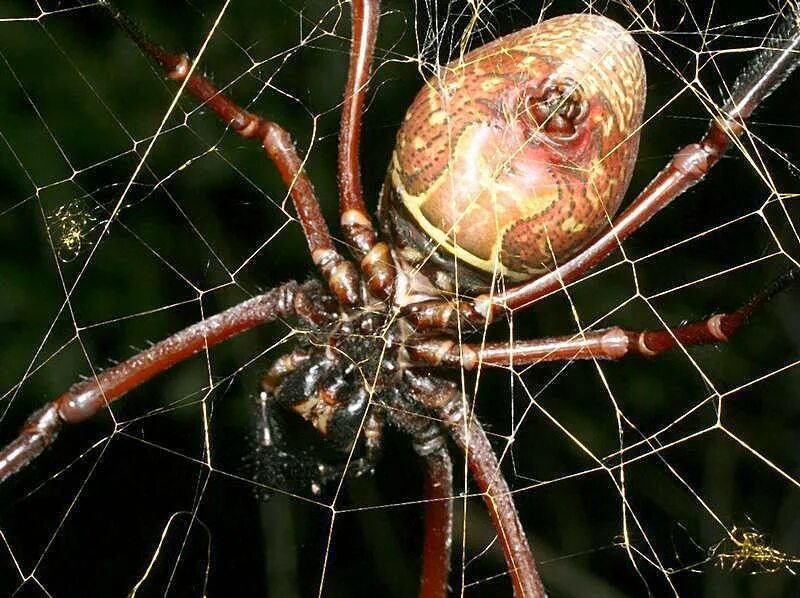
[
  {"left": 404, "top": 371, "right": 545, "bottom": 598},
  {"left": 419, "top": 443, "right": 453, "bottom": 598},
  {"left": 103, "top": 2, "right": 362, "bottom": 306},
  {"left": 0, "top": 280, "right": 332, "bottom": 483},
  {"left": 409, "top": 267, "right": 799, "bottom": 369},
  {"left": 380, "top": 388, "right": 454, "bottom": 597},
  {"left": 338, "top": 0, "right": 397, "bottom": 299},
  {"left": 338, "top": 0, "right": 379, "bottom": 255}
]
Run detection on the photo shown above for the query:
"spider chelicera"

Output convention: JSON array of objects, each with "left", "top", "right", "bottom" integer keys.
[{"left": 2, "top": 2, "right": 799, "bottom": 596}]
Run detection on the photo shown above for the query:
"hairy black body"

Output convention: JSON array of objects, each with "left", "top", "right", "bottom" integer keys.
[{"left": 254, "top": 284, "right": 448, "bottom": 496}]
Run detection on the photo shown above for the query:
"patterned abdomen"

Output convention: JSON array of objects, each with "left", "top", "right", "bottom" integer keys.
[{"left": 381, "top": 13, "right": 646, "bottom": 287}]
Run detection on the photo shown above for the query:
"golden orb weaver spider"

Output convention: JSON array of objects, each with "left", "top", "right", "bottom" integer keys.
[{"left": 1, "top": 0, "right": 800, "bottom": 596}]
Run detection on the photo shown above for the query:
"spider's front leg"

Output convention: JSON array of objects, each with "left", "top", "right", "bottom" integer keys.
[
  {"left": 0, "top": 280, "right": 335, "bottom": 483},
  {"left": 103, "top": 0, "right": 397, "bottom": 303},
  {"left": 102, "top": 1, "right": 367, "bottom": 307}
]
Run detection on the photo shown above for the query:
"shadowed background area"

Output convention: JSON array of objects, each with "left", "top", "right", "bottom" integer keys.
[{"left": 0, "top": 1, "right": 799, "bottom": 596}]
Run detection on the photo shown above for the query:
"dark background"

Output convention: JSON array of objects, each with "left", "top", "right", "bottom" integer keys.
[{"left": 1, "top": 1, "right": 799, "bottom": 596}]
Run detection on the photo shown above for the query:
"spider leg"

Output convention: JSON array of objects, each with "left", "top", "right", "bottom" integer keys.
[
  {"left": 355, "top": 408, "right": 383, "bottom": 476},
  {"left": 338, "top": 0, "right": 397, "bottom": 299},
  {"left": 0, "top": 280, "right": 333, "bottom": 483},
  {"left": 380, "top": 397, "right": 454, "bottom": 598},
  {"left": 257, "top": 350, "right": 310, "bottom": 450},
  {"left": 102, "top": 2, "right": 362, "bottom": 307},
  {"left": 418, "top": 433, "right": 454, "bottom": 598},
  {"left": 409, "top": 267, "right": 799, "bottom": 368},
  {"left": 403, "top": 371, "right": 544, "bottom": 598},
  {"left": 338, "top": 0, "right": 378, "bottom": 255}
]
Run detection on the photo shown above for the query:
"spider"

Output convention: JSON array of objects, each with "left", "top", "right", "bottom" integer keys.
[{"left": 1, "top": 1, "right": 799, "bottom": 596}]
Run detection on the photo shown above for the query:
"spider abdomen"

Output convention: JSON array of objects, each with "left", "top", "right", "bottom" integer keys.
[{"left": 381, "top": 13, "right": 646, "bottom": 288}]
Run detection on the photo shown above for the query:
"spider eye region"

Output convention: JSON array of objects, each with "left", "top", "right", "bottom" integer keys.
[{"left": 380, "top": 13, "right": 646, "bottom": 288}]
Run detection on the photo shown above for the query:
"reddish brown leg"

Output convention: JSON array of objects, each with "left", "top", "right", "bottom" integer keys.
[
  {"left": 0, "top": 281, "right": 333, "bottom": 483},
  {"left": 337, "top": 0, "right": 397, "bottom": 299},
  {"left": 409, "top": 267, "right": 799, "bottom": 369},
  {"left": 103, "top": 3, "right": 361, "bottom": 306},
  {"left": 419, "top": 446, "right": 453, "bottom": 598},
  {"left": 338, "top": 0, "right": 379, "bottom": 255},
  {"left": 406, "top": 372, "right": 545, "bottom": 598}
]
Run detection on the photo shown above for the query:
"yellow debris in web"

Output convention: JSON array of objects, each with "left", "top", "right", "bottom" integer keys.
[
  {"left": 714, "top": 527, "right": 800, "bottom": 574},
  {"left": 48, "top": 198, "right": 96, "bottom": 262}
]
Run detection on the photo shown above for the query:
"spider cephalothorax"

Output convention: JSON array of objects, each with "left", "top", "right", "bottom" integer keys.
[{"left": 1, "top": 3, "right": 798, "bottom": 597}]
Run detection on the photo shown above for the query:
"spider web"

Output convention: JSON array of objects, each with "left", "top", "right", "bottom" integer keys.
[{"left": 0, "top": 0, "right": 799, "bottom": 595}]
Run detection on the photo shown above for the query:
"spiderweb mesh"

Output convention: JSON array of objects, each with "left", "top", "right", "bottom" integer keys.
[{"left": 1, "top": 0, "right": 799, "bottom": 595}]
